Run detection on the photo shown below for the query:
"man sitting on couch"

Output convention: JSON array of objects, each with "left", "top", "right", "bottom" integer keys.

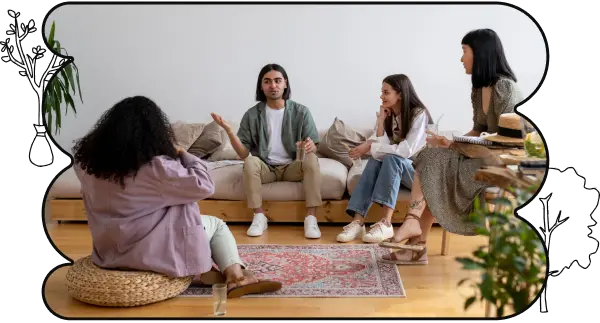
[{"left": 210, "top": 63, "right": 323, "bottom": 239}]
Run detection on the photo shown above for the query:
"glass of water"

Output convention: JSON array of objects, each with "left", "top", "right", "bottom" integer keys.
[
  {"left": 296, "top": 141, "right": 306, "bottom": 161},
  {"left": 426, "top": 124, "right": 439, "bottom": 148},
  {"left": 426, "top": 114, "right": 444, "bottom": 148},
  {"left": 212, "top": 283, "right": 227, "bottom": 316}
]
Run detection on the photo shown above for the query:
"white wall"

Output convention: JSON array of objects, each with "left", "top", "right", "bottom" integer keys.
[{"left": 45, "top": 3, "right": 546, "bottom": 150}]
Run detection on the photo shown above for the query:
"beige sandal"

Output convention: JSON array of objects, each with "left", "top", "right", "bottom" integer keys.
[
  {"left": 226, "top": 272, "right": 282, "bottom": 298},
  {"left": 378, "top": 214, "right": 425, "bottom": 251},
  {"left": 380, "top": 246, "right": 428, "bottom": 265}
]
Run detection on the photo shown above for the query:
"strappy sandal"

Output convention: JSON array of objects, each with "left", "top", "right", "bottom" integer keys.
[
  {"left": 380, "top": 245, "right": 428, "bottom": 265},
  {"left": 226, "top": 272, "right": 282, "bottom": 298},
  {"left": 378, "top": 214, "right": 426, "bottom": 251}
]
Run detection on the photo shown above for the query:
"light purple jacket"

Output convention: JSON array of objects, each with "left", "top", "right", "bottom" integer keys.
[{"left": 73, "top": 151, "right": 216, "bottom": 278}]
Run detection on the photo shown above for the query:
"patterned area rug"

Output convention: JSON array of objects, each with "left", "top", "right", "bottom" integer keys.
[{"left": 180, "top": 244, "right": 405, "bottom": 298}]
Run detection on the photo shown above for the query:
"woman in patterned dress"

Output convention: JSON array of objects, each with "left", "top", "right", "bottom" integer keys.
[{"left": 378, "top": 28, "right": 524, "bottom": 265}]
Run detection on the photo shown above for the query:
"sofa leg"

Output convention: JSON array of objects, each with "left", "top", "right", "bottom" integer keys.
[{"left": 441, "top": 229, "right": 450, "bottom": 255}]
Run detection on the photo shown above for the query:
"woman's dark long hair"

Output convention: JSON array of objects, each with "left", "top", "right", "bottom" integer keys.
[
  {"left": 382, "top": 74, "right": 432, "bottom": 141},
  {"left": 461, "top": 28, "right": 517, "bottom": 88},
  {"left": 72, "top": 95, "right": 178, "bottom": 188}
]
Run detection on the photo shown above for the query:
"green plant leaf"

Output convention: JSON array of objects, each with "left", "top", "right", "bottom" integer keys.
[
  {"left": 496, "top": 306, "right": 504, "bottom": 317},
  {"left": 526, "top": 265, "right": 541, "bottom": 282},
  {"left": 64, "top": 64, "right": 76, "bottom": 93},
  {"left": 59, "top": 68, "right": 70, "bottom": 95},
  {"left": 474, "top": 227, "right": 490, "bottom": 236},
  {"left": 464, "top": 296, "right": 476, "bottom": 311},
  {"left": 492, "top": 197, "right": 514, "bottom": 208},
  {"left": 474, "top": 249, "right": 487, "bottom": 259},
  {"left": 45, "top": 90, "right": 54, "bottom": 134},
  {"left": 513, "top": 255, "right": 526, "bottom": 274},
  {"left": 456, "top": 257, "right": 485, "bottom": 270},
  {"left": 64, "top": 91, "right": 75, "bottom": 114},
  {"left": 512, "top": 289, "right": 531, "bottom": 313},
  {"left": 480, "top": 273, "right": 494, "bottom": 301},
  {"left": 71, "top": 61, "right": 83, "bottom": 103},
  {"left": 52, "top": 77, "right": 63, "bottom": 104},
  {"left": 47, "top": 110, "right": 53, "bottom": 134},
  {"left": 53, "top": 87, "right": 61, "bottom": 130},
  {"left": 59, "top": 79, "right": 77, "bottom": 115},
  {"left": 48, "top": 21, "right": 55, "bottom": 48}
]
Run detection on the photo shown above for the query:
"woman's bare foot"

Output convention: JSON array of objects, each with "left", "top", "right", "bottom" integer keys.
[
  {"left": 226, "top": 274, "right": 259, "bottom": 289},
  {"left": 392, "top": 215, "right": 422, "bottom": 242},
  {"left": 393, "top": 213, "right": 423, "bottom": 242},
  {"left": 379, "top": 214, "right": 424, "bottom": 250}
]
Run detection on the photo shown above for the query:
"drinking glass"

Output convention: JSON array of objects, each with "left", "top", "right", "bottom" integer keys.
[
  {"left": 426, "top": 124, "right": 439, "bottom": 148},
  {"left": 212, "top": 283, "right": 227, "bottom": 316},
  {"left": 426, "top": 114, "right": 444, "bottom": 148},
  {"left": 296, "top": 141, "right": 306, "bottom": 161}
]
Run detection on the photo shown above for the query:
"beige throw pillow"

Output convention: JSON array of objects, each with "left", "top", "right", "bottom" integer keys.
[
  {"left": 207, "top": 120, "right": 241, "bottom": 161},
  {"left": 171, "top": 122, "right": 205, "bottom": 151},
  {"left": 188, "top": 121, "right": 225, "bottom": 158},
  {"left": 317, "top": 118, "right": 367, "bottom": 168}
]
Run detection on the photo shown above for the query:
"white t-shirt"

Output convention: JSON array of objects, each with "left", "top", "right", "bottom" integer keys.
[{"left": 266, "top": 105, "right": 293, "bottom": 165}]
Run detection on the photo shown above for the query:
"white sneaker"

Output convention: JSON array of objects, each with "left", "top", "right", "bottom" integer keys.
[
  {"left": 304, "top": 215, "right": 321, "bottom": 239},
  {"left": 336, "top": 220, "right": 366, "bottom": 242},
  {"left": 362, "top": 219, "right": 394, "bottom": 243},
  {"left": 247, "top": 213, "right": 268, "bottom": 237}
]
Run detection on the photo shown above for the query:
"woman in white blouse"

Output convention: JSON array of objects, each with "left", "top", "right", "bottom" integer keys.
[{"left": 337, "top": 74, "right": 432, "bottom": 243}]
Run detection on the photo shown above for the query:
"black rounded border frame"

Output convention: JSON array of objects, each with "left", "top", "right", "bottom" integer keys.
[{"left": 25, "top": 0, "right": 552, "bottom": 320}]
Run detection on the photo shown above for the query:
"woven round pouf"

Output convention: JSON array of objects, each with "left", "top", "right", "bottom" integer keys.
[{"left": 65, "top": 255, "right": 193, "bottom": 307}]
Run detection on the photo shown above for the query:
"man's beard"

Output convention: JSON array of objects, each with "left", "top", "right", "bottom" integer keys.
[{"left": 267, "top": 92, "right": 282, "bottom": 100}]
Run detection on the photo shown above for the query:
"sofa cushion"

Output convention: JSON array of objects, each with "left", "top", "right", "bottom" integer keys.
[
  {"left": 171, "top": 122, "right": 205, "bottom": 150},
  {"left": 208, "top": 158, "right": 348, "bottom": 201},
  {"left": 317, "top": 118, "right": 374, "bottom": 168},
  {"left": 188, "top": 121, "right": 225, "bottom": 158},
  {"left": 207, "top": 121, "right": 241, "bottom": 161}
]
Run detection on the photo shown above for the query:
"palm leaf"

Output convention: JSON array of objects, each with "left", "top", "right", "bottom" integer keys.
[{"left": 42, "top": 21, "right": 82, "bottom": 135}]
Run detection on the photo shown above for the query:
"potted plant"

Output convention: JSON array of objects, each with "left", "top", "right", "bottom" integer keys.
[
  {"left": 44, "top": 20, "right": 82, "bottom": 137},
  {"left": 455, "top": 185, "right": 547, "bottom": 317}
]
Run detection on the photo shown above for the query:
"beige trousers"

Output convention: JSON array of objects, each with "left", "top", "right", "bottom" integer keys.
[{"left": 243, "top": 153, "right": 322, "bottom": 209}]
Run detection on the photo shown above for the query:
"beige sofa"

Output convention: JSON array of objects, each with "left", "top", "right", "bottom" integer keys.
[
  {"left": 48, "top": 117, "right": 475, "bottom": 254},
  {"left": 47, "top": 117, "right": 418, "bottom": 223}
]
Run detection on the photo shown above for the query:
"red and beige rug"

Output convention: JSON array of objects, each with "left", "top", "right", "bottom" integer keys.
[{"left": 180, "top": 244, "right": 405, "bottom": 298}]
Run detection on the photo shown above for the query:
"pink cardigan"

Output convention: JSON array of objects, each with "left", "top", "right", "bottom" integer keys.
[{"left": 74, "top": 151, "right": 216, "bottom": 277}]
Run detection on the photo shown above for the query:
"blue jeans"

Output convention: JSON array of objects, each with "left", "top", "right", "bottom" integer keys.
[{"left": 346, "top": 155, "right": 415, "bottom": 218}]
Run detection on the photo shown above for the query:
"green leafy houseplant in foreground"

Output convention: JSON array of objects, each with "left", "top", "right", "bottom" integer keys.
[
  {"left": 456, "top": 186, "right": 547, "bottom": 317},
  {"left": 44, "top": 20, "right": 82, "bottom": 136}
]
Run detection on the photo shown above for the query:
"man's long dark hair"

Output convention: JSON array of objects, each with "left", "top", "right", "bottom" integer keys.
[
  {"left": 382, "top": 74, "right": 432, "bottom": 141},
  {"left": 461, "top": 28, "right": 517, "bottom": 88},
  {"left": 255, "top": 63, "right": 291, "bottom": 102},
  {"left": 72, "top": 95, "right": 178, "bottom": 188}
]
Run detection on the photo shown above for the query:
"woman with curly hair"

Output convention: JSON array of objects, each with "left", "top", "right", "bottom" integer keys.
[{"left": 72, "top": 95, "right": 282, "bottom": 298}]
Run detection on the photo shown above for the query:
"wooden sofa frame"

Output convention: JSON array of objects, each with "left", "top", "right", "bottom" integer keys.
[{"left": 48, "top": 197, "right": 452, "bottom": 255}]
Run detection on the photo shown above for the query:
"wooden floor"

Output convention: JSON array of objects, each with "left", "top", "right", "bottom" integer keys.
[{"left": 45, "top": 222, "right": 490, "bottom": 318}]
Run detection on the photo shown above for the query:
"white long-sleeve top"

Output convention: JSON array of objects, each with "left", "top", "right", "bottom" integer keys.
[{"left": 367, "top": 111, "right": 428, "bottom": 161}]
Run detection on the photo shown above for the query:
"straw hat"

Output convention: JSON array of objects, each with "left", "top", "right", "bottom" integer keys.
[
  {"left": 65, "top": 255, "right": 193, "bottom": 307},
  {"left": 481, "top": 113, "right": 524, "bottom": 145}
]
